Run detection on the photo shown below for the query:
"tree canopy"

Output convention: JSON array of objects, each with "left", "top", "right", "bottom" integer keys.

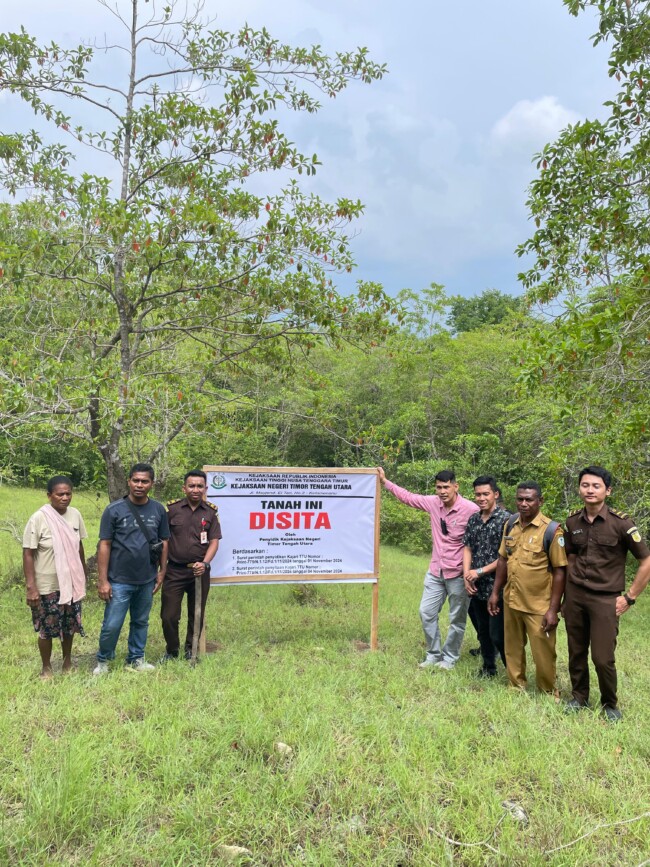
[
  {"left": 446, "top": 289, "right": 524, "bottom": 334},
  {"left": 517, "top": 0, "right": 650, "bottom": 474},
  {"left": 512, "top": 0, "right": 650, "bottom": 507},
  {"left": 1, "top": 0, "right": 647, "bottom": 538},
  {"left": 0, "top": 0, "right": 392, "bottom": 498}
]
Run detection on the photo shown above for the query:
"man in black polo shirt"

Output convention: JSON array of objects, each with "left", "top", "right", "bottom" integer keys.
[
  {"left": 564, "top": 465, "right": 650, "bottom": 721},
  {"left": 161, "top": 470, "right": 222, "bottom": 661},
  {"left": 94, "top": 463, "right": 169, "bottom": 674},
  {"left": 462, "top": 475, "right": 509, "bottom": 677}
]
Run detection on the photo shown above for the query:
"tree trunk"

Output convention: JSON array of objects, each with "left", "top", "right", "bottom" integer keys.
[{"left": 106, "top": 456, "right": 128, "bottom": 502}]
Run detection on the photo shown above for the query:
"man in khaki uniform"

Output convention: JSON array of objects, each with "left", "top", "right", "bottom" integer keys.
[{"left": 488, "top": 482, "right": 567, "bottom": 693}]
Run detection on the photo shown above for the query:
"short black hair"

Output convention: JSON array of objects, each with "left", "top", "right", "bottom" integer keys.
[
  {"left": 184, "top": 469, "right": 207, "bottom": 484},
  {"left": 47, "top": 475, "right": 73, "bottom": 494},
  {"left": 435, "top": 470, "right": 456, "bottom": 483},
  {"left": 129, "top": 462, "right": 155, "bottom": 481},
  {"left": 473, "top": 475, "right": 497, "bottom": 491},
  {"left": 516, "top": 481, "right": 542, "bottom": 498},
  {"left": 578, "top": 465, "right": 612, "bottom": 488}
]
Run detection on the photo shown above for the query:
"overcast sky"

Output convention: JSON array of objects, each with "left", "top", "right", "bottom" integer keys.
[{"left": 5, "top": 1, "right": 614, "bottom": 298}]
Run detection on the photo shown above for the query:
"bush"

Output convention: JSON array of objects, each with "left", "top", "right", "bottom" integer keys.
[{"left": 379, "top": 496, "right": 431, "bottom": 556}]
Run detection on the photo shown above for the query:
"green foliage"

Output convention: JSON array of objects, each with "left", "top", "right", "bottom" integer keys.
[
  {"left": 379, "top": 461, "right": 449, "bottom": 554},
  {"left": 445, "top": 288, "right": 525, "bottom": 334},
  {"left": 0, "top": 1, "right": 392, "bottom": 499},
  {"left": 0, "top": 431, "right": 104, "bottom": 488},
  {"left": 379, "top": 495, "right": 432, "bottom": 554},
  {"left": 516, "top": 0, "right": 650, "bottom": 518}
]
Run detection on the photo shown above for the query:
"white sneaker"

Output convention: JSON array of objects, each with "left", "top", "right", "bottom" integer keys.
[
  {"left": 418, "top": 659, "right": 437, "bottom": 669},
  {"left": 127, "top": 658, "right": 155, "bottom": 672},
  {"left": 93, "top": 661, "right": 109, "bottom": 676},
  {"left": 434, "top": 660, "right": 455, "bottom": 671}
]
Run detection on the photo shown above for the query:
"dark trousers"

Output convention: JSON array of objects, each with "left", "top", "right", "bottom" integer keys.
[
  {"left": 160, "top": 566, "right": 210, "bottom": 656},
  {"left": 563, "top": 582, "right": 619, "bottom": 708},
  {"left": 469, "top": 597, "right": 505, "bottom": 671},
  {"left": 467, "top": 598, "right": 480, "bottom": 641}
]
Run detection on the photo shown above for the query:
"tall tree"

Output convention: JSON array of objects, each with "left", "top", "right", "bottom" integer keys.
[
  {"left": 517, "top": 0, "right": 650, "bottom": 503},
  {"left": 445, "top": 288, "right": 524, "bottom": 334},
  {"left": 0, "top": 1, "right": 391, "bottom": 498}
]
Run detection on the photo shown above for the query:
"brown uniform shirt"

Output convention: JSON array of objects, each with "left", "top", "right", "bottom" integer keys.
[
  {"left": 498, "top": 512, "right": 567, "bottom": 615},
  {"left": 167, "top": 498, "right": 222, "bottom": 565},
  {"left": 564, "top": 504, "right": 650, "bottom": 594}
]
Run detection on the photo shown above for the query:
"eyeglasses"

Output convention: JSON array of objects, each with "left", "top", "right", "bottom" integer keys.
[{"left": 440, "top": 519, "right": 448, "bottom": 536}]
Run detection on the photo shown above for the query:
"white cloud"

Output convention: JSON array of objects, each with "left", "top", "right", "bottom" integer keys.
[
  {"left": 490, "top": 96, "right": 581, "bottom": 152},
  {"left": 2, "top": 3, "right": 613, "bottom": 297}
]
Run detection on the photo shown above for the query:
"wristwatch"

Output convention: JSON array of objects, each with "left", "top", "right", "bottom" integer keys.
[
  {"left": 624, "top": 593, "right": 635, "bottom": 606},
  {"left": 476, "top": 567, "right": 484, "bottom": 577}
]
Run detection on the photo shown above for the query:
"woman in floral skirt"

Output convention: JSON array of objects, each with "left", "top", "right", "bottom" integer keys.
[{"left": 23, "top": 476, "right": 88, "bottom": 678}]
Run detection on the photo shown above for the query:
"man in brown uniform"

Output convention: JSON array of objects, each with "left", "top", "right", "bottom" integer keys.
[
  {"left": 488, "top": 482, "right": 567, "bottom": 693},
  {"left": 564, "top": 466, "right": 650, "bottom": 722},
  {"left": 161, "top": 470, "right": 222, "bottom": 661}
]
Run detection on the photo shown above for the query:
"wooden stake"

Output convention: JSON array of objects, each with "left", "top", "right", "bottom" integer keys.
[
  {"left": 190, "top": 571, "right": 201, "bottom": 666},
  {"left": 370, "top": 581, "right": 379, "bottom": 650}
]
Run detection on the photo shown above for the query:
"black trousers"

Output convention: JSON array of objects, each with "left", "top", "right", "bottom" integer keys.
[
  {"left": 160, "top": 565, "right": 210, "bottom": 656},
  {"left": 563, "top": 582, "right": 619, "bottom": 708},
  {"left": 469, "top": 596, "right": 505, "bottom": 670},
  {"left": 467, "top": 599, "right": 480, "bottom": 640}
]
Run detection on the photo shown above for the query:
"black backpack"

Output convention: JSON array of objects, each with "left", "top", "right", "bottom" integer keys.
[{"left": 505, "top": 514, "right": 560, "bottom": 555}]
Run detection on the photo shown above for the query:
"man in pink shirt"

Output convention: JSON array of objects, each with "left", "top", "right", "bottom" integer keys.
[{"left": 378, "top": 467, "right": 479, "bottom": 669}]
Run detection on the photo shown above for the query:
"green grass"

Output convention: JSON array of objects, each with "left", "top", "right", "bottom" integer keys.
[{"left": 1, "top": 491, "right": 649, "bottom": 864}]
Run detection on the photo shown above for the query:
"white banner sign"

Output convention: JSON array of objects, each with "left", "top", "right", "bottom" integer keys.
[{"left": 204, "top": 467, "right": 379, "bottom": 582}]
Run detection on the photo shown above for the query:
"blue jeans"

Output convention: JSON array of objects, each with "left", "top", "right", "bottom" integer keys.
[
  {"left": 419, "top": 573, "right": 470, "bottom": 666},
  {"left": 97, "top": 580, "right": 155, "bottom": 664}
]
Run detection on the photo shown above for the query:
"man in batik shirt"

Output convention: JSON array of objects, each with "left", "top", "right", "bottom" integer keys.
[{"left": 463, "top": 475, "right": 509, "bottom": 677}]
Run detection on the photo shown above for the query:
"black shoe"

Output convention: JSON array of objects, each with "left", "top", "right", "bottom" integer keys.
[
  {"left": 469, "top": 647, "right": 481, "bottom": 657},
  {"left": 159, "top": 652, "right": 178, "bottom": 665},
  {"left": 477, "top": 667, "right": 497, "bottom": 679},
  {"left": 184, "top": 650, "right": 200, "bottom": 663},
  {"left": 602, "top": 706, "right": 622, "bottom": 723},
  {"left": 564, "top": 698, "right": 590, "bottom": 714}
]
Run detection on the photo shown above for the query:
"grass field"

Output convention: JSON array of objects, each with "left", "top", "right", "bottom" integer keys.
[{"left": 1, "top": 487, "right": 649, "bottom": 865}]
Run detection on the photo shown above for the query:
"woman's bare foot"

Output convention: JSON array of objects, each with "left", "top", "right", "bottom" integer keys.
[
  {"left": 39, "top": 667, "right": 54, "bottom": 680},
  {"left": 62, "top": 658, "right": 73, "bottom": 673}
]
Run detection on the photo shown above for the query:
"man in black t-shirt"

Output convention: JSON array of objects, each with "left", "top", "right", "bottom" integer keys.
[{"left": 93, "top": 463, "right": 169, "bottom": 674}]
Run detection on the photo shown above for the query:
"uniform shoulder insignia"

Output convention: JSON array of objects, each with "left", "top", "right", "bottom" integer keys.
[
  {"left": 608, "top": 507, "right": 629, "bottom": 519},
  {"left": 167, "top": 498, "right": 182, "bottom": 507},
  {"left": 207, "top": 501, "right": 219, "bottom": 512},
  {"left": 567, "top": 507, "right": 583, "bottom": 518}
]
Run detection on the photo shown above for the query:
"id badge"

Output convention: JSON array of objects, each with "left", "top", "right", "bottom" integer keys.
[{"left": 200, "top": 531, "right": 208, "bottom": 544}]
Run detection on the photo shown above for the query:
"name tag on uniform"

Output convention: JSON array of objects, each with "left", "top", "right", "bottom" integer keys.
[{"left": 200, "top": 531, "right": 208, "bottom": 544}]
